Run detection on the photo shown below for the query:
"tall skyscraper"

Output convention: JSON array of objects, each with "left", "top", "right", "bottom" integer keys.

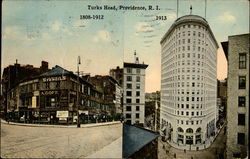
[
  {"left": 123, "top": 54, "right": 148, "bottom": 125},
  {"left": 221, "top": 34, "right": 249, "bottom": 159},
  {"left": 160, "top": 15, "right": 219, "bottom": 150}
]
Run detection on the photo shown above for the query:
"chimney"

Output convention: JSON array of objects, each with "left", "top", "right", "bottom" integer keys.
[{"left": 40, "top": 61, "right": 49, "bottom": 71}]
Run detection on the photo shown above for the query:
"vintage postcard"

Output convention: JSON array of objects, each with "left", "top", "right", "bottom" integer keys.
[{"left": 1, "top": 0, "right": 249, "bottom": 158}]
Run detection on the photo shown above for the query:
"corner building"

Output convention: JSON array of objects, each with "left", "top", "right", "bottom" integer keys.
[{"left": 160, "top": 15, "right": 219, "bottom": 149}]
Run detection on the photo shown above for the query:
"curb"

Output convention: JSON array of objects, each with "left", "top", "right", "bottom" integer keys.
[{"left": 1, "top": 119, "right": 121, "bottom": 128}]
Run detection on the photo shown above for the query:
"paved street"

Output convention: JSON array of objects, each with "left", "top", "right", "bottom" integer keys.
[
  {"left": 158, "top": 125, "right": 226, "bottom": 159},
  {"left": 1, "top": 122, "right": 122, "bottom": 158}
]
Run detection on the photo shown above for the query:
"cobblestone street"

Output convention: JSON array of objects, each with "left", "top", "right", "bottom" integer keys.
[{"left": 158, "top": 125, "right": 226, "bottom": 159}]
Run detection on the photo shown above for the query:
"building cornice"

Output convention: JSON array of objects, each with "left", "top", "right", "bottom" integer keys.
[{"left": 160, "top": 15, "right": 219, "bottom": 49}]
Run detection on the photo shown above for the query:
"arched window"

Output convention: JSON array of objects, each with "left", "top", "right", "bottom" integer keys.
[
  {"left": 196, "top": 127, "right": 201, "bottom": 133},
  {"left": 177, "top": 127, "right": 184, "bottom": 132},
  {"left": 186, "top": 128, "right": 193, "bottom": 133}
]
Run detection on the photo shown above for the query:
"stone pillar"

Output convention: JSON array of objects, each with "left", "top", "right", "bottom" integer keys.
[
  {"left": 184, "top": 134, "right": 186, "bottom": 145},
  {"left": 193, "top": 134, "right": 196, "bottom": 145}
]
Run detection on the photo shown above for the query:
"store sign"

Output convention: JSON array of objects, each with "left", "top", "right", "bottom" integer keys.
[
  {"left": 59, "top": 117, "right": 67, "bottom": 121},
  {"left": 42, "top": 76, "right": 66, "bottom": 82},
  {"left": 56, "top": 111, "right": 69, "bottom": 118},
  {"left": 79, "top": 110, "right": 88, "bottom": 115},
  {"left": 41, "top": 91, "right": 59, "bottom": 95},
  {"left": 34, "top": 91, "right": 39, "bottom": 96},
  {"left": 32, "top": 96, "right": 37, "bottom": 108}
]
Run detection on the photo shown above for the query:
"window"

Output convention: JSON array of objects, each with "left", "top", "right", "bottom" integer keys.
[
  {"left": 127, "top": 76, "right": 132, "bottom": 81},
  {"left": 238, "top": 114, "right": 245, "bottom": 125},
  {"left": 136, "top": 106, "right": 140, "bottom": 111},
  {"left": 186, "top": 112, "right": 189, "bottom": 116},
  {"left": 126, "top": 98, "right": 132, "bottom": 103},
  {"left": 46, "top": 96, "right": 57, "bottom": 107},
  {"left": 126, "top": 91, "right": 132, "bottom": 96},
  {"left": 136, "top": 113, "right": 140, "bottom": 118},
  {"left": 127, "top": 68, "right": 132, "bottom": 73},
  {"left": 238, "top": 96, "right": 246, "bottom": 107},
  {"left": 126, "top": 114, "right": 131, "bottom": 118},
  {"left": 126, "top": 106, "right": 131, "bottom": 111},
  {"left": 127, "top": 83, "right": 132, "bottom": 89},
  {"left": 239, "top": 76, "right": 246, "bottom": 89},
  {"left": 136, "top": 68, "right": 141, "bottom": 74},
  {"left": 136, "top": 99, "right": 140, "bottom": 103},
  {"left": 136, "top": 91, "right": 140, "bottom": 96},
  {"left": 45, "top": 82, "right": 50, "bottom": 89},
  {"left": 136, "top": 84, "right": 140, "bottom": 89},
  {"left": 237, "top": 133, "right": 245, "bottom": 145},
  {"left": 136, "top": 76, "right": 140, "bottom": 82},
  {"left": 239, "top": 53, "right": 246, "bottom": 69},
  {"left": 56, "top": 81, "right": 60, "bottom": 88}
]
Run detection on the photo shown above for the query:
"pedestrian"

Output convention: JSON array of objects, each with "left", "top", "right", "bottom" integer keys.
[{"left": 184, "top": 149, "right": 186, "bottom": 153}]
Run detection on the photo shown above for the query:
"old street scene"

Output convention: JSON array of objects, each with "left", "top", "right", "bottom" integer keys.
[{"left": 1, "top": 0, "right": 249, "bottom": 159}]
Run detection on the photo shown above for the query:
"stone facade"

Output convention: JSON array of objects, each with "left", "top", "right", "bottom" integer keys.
[
  {"left": 123, "top": 58, "right": 148, "bottom": 125},
  {"left": 222, "top": 34, "right": 249, "bottom": 159},
  {"left": 160, "top": 15, "right": 219, "bottom": 150}
]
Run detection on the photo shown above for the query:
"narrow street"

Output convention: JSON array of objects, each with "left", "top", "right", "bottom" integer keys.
[{"left": 158, "top": 125, "right": 226, "bottom": 159}]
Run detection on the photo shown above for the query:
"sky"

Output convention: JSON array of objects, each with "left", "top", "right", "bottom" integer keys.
[{"left": 2, "top": 0, "right": 249, "bottom": 92}]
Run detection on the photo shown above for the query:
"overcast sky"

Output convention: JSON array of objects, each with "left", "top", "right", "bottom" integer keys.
[{"left": 2, "top": 0, "right": 249, "bottom": 92}]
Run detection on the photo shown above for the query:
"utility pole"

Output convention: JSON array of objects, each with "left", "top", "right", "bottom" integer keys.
[{"left": 77, "top": 56, "right": 81, "bottom": 128}]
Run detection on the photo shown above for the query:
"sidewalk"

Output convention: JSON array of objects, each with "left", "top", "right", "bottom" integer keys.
[
  {"left": 1, "top": 119, "right": 121, "bottom": 128},
  {"left": 158, "top": 124, "right": 226, "bottom": 159}
]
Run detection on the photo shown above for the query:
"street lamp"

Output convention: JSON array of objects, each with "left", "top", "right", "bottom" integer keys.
[{"left": 77, "top": 56, "right": 81, "bottom": 128}]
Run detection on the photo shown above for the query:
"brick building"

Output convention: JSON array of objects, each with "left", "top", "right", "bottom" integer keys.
[
  {"left": 5, "top": 65, "right": 115, "bottom": 124},
  {"left": 1, "top": 61, "right": 49, "bottom": 116}
]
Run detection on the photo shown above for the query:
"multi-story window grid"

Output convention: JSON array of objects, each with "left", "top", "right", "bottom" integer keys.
[
  {"left": 222, "top": 34, "right": 249, "bottom": 159},
  {"left": 123, "top": 62, "right": 148, "bottom": 125},
  {"left": 160, "top": 15, "right": 218, "bottom": 149}
]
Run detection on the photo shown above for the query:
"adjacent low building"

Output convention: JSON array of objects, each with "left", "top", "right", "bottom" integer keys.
[
  {"left": 2, "top": 61, "right": 49, "bottom": 116},
  {"left": 6, "top": 65, "right": 116, "bottom": 124},
  {"left": 82, "top": 75, "right": 123, "bottom": 114}
]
